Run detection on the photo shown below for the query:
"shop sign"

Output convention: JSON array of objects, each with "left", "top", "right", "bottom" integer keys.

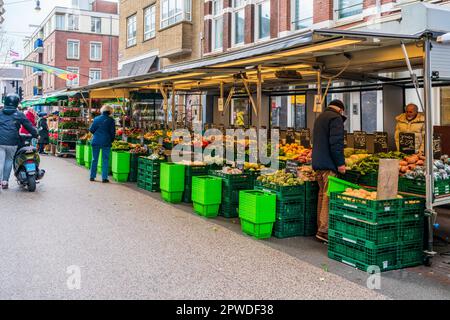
[
  {"left": 353, "top": 131, "right": 367, "bottom": 150},
  {"left": 374, "top": 132, "right": 388, "bottom": 153},
  {"left": 285, "top": 160, "right": 299, "bottom": 175},
  {"left": 399, "top": 132, "right": 416, "bottom": 155}
]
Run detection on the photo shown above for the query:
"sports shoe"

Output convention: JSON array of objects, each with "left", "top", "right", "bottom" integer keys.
[
  {"left": 1, "top": 182, "right": 8, "bottom": 190},
  {"left": 90, "top": 178, "right": 95, "bottom": 182},
  {"left": 316, "top": 232, "right": 328, "bottom": 243}
]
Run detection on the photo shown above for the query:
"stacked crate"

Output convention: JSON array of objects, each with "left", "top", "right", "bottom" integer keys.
[
  {"left": 160, "top": 163, "right": 185, "bottom": 203},
  {"left": 112, "top": 151, "right": 131, "bottom": 183},
  {"left": 137, "top": 157, "right": 165, "bottom": 192},
  {"left": 328, "top": 191, "right": 425, "bottom": 272},
  {"left": 254, "top": 181, "right": 319, "bottom": 238},
  {"left": 183, "top": 165, "right": 209, "bottom": 203},
  {"left": 84, "top": 143, "right": 92, "bottom": 169},
  {"left": 239, "top": 190, "right": 277, "bottom": 239},
  {"left": 76, "top": 141, "right": 85, "bottom": 166},
  {"left": 209, "top": 170, "right": 255, "bottom": 218},
  {"left": 192, "top": 176, "right": 222, "bottom": 218}
]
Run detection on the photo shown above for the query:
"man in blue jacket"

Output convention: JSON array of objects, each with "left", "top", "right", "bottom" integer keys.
[
  {"left": 312, "top": 100, "right": 347, "bottom": 242},
  {"left": 89, "top": 105, "right": 116, "bottom": 183},
  {"left": 0, "top": 93, "right": 38, "bottom": 190}
]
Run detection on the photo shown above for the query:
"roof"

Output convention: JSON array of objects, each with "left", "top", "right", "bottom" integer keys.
[
  {"left": 119, "top": 56, "right": 158, "bottom": 77},
  {"left": 0, "top": 68, "right": 23, "bottom": 80}
]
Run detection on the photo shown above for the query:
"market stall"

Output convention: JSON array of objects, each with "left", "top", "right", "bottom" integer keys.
[{"left": 73, "top": 28, "right": 450, "bottom": 269}]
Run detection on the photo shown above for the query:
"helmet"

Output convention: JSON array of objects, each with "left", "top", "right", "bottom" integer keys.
[{"left": 4, "top": 93, "right": 20, "bottom": 109}]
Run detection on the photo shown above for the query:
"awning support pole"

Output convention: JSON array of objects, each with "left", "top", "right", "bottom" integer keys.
[
  {"left": 257, "top": 65, "right": 262, "bottom": 128},
  {"left": 171, "top": 85, "right": 176, "bottom": 131},
  {"left": 241, "top": 77, "right": 258, "bottom": 116},
  {"left": 88, "top": 98, "right": 92, "bottom": 124},
  {"left": 159, "top": 84, "right": 168, "bottom": 131},
  {"left": 224, "top": 87, "right": 235, "bottom": 114},
  {"left": 220, "top": 82, "right": 224, "bottom": 120},
  {"left": 423, "top": 35, "right": 437, "bottom": 263}
]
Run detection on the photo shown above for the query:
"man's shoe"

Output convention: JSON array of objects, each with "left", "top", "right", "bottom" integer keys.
[
  {"left": 1, "top": 182, "right": 8, "bottom": 190},
  {"left": 316, "top": 232, "right": 328, "bottom": 243},
  {"left": 102, "top": 179, "right": 110, "bottom": 183},
  {"left": 90, "top": 178, "right": 95, "bottom": 182}
]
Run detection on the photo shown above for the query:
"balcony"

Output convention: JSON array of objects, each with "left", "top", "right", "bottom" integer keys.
[
  {"left": 34, "top": 38, "right": 44, "bottom": 54},
  {"left": 33, "top": 86, "right": 43, "bottom": 96},
  {"left": 158, "top": 21, "right": 193, "bottom": 59}
]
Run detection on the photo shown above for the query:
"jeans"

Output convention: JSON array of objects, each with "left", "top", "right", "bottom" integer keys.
[
  {"left": 0, "top": 145, "right": 18, "bottom": 183},
  {"left": 90, "top": 146, "right": 110, "bottom": 181},
  {"left": 316, "top": 170, "right": 336, "bottom": 235},
  {"left": 38, "top": 144, "right": 46, "bottom": 153}
]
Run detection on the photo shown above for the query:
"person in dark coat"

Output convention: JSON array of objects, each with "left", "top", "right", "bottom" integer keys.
[
  {"left": 0, "top": 93, "right": 38, "bottom": 190},
  {"left": 89, "top": 105, "right": 116, "bottom": 183},
  {"left": 37, "top": 113, "right": 49, "bottom": 154},
  {"left": 312, "top": 99, "right": 347, "bottom": 242}
]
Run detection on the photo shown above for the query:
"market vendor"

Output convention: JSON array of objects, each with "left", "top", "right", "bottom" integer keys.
[
  {"left": 312, "top": 99, "right": 346, "bottom": 243},
  {"left": 395, "top": 103, "right": 425, "bottom": 153}
]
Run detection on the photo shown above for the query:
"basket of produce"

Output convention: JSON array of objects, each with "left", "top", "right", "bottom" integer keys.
[{"left": 254, "top": 170, "right": 306, "bottom": 199}]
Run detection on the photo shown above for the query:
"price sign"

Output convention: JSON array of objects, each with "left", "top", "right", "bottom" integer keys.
[
  {"left": 433, "top": 133, "right": 442, "bottom": 159},
  {"left": 285, "top": 160, "right": 299, "bottom": 175},
  {"left": 298, "top": 128, "right": 311, "bottom": 148},
  {"left": 236, "top": 162, "right": 244, "bottom": 171},
  {"left": 399, "top": 132, "right": 416, "bottom": 155},
  {"left": 286, "top": 128, "right": 295, "bottom": 144},
  {"left": 374, "top": 132, "right": 388, "bottom": 153},
  {"left": 218, "top": 98, "right": 224, "bottom": 112},
  {"left": 353, "top": 131, "right": 367, "bottom": 150}
]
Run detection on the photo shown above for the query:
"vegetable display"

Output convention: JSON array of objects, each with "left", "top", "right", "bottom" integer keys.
[
  {"left": 279, "top": 143, "right": 312, "bottom": 163},
  {"left": 256, "top": 170, "right": 305, "bottom": 187},
  {"left": 342, "top": 188, "right": 403, "bottom": 200},
  {"left": 402, "top": 154, "right": 450, "bottom": 181},
  {"left": 112, "top": 141, "right": 131, "bottom": 151},
  {"left": 347, "top": 151, "right": 405, "bottom": 175}
]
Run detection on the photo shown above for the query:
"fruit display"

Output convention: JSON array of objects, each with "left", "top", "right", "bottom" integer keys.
[
  {"left": 345, "top": 153, "right": 370, "bottom": 169},
  {"left": 221, "top": 167, "right": 244, "bottom": 175},
  {"left": 256, "top": 170, "right": 305, "bottom": 187},
  {"left": 129, "top": 145, "right": 148, "bottom": 155},
  {"left": 398, "top": 153, "right": 426, "bottom": 175},
  {"left": 279, "top": 143, "right": 312, "bottom": 163},
  {"left": 244, "top": 162, "right": 266, "bottom": 171},
  {"left": 203, "top": 155, "right": 224, "bottom": 166},
  {"left": 79, "top": 132, "right": 93, "bottom": 142},
  {"left": 347, "top": 151, "right": 405, "bottom": 175},
  {"left": 112, "top": 141, "right": 131, "bottom": 151},
  {"left": 402, "top": 154, "right": 450, "bottom": 181},
  {"left": 342, "top": 188, "right": 403, "bottom": 200},
  {"left": 298, "top": 166, "right": 316, "bottom": 181},
  {"left": 344, "top": 148, "right": 369, "bottom": 158}
]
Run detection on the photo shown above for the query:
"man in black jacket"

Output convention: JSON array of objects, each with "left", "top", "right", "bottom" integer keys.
[
  {"left": 0, "top": 93, "right": 38, "bottom": 190},
  {"left": 312, "top": 100, "right": 347, "bottom": 242}
]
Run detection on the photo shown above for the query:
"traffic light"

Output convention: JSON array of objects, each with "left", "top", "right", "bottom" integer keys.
[
  {"left": 0, "top": 0, "right": 5, "bottom": 25},
  {"left": 18, "top": 87, "right": 23, "bottom": 101}
]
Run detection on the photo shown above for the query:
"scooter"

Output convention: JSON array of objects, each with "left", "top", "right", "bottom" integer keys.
[{"left": 14, "top": 135, "right": 46, "bottom": 192}]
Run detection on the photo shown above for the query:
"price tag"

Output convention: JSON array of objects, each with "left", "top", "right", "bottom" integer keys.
[
  {"left": 218, "top": 98, "right": 224, "bottom": 112},
  {"left": 299, "top": 128, "right": 311, "bottom": 148},
  {"left": 286, "top": 128, "right": 295, "bottom": 144},
  {"left": 399, "top": 132, "right": 416, "bottom": 155},
  {"left": 285, "top": 160, "right": 299, "bottom": 175},
  {"left": 353, "top": 131, "right": 367, "bottom": 150},
  {"left": 374, "top": 132, "right": 388, "bottom": 153},
  {"left": 236, "top": 162, "right": 244, "bottom": 171},
  {"left": 433, "top": 133, "right": 442, "bottom": 159}
]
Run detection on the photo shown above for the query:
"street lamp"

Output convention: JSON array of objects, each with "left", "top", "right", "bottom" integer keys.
[{"left": 34, "top": 0, "right": 40, "bottom": 11}]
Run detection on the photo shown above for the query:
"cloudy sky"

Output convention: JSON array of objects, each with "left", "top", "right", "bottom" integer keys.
[{"left": 0, "top": 0, "right": 117, "bottom": 64}]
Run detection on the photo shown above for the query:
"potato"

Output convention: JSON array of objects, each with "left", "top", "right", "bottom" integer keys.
[
  {"left": 400, "top": 166, "right": 409, "bottom": 173},
  {"left": 399, "top": 161, "right": 408, "bottom": 167}
]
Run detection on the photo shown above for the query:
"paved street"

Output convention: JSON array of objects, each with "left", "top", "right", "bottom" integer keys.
[{"left": 0, "top": 156, "right": 449, "bottom": 300}]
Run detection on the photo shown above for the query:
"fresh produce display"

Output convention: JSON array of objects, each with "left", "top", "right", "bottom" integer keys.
[
  {"left": 342, "top": 188, "right": 403, "bottom": 200},
  {"left": 344, "top": 148, "right": 369, "bottom": 158},
  {"left": 129, "top": 145, "right": 148, "bottom": 154},
  {"left": 347, "top": 151, "right": 405, "bottom": 175},
  {"left": 279, "top": 143, "right": 312, "bottom": 163},
  {"left": 221, "top": 167, "right": 244, "bottom": 175},
  {"left": 203, "top": 155, "right": 224, "bottom": 166},
  {"left": 244, "top": 162, "right": 266, "bottom": 171},
  {"left": 402, "top": 154, "right": 450, "bottom": 181},
  {"left": 298, "top": 166, "right": 316, "bottom": 182},
  {"left": 256, "top": 170, "right": 305, "bottom": 187},
  {"left": 345, "top": 153, "right": 370, "bottom": 168},
  {"left": 79, "top": 132, "right": 93, "bottom": 142},
  {"left": 58, "top": 121, "right": 84, "bottom": 129},
  {"left": 112, "top": 141, "right": 131, "bottom": 151}
]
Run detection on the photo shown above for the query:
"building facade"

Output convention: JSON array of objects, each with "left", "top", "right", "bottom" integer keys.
[
  {"left": 118, "top": 0, "right": 203, "bottom": 76},
  {"left": 23, "top": 0, "right": 119, "bottom": 100},
  {"left": 0, "top": 67, "right": 23, "bottom": 106}
]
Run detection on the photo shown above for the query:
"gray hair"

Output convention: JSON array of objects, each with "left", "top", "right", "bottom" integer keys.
[
  {"left": 406, "top": 103, "right": 419, "bottom": 112},
  {"left": 101, "top": 105, "right": 113, "bottom": 114}
]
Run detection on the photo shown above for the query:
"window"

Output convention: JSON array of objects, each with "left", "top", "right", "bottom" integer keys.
[
  {"left": 232, "top": 0, "right": 245, "bottom": 46},
  {"left": 337, "top": 0, "right": 363, "bottom": 19},
  {"left": 67, "top": 40, "right": 80, "bottom": 59},
  {"left": 256, "top": 0, "right": 270, "bottom": 40},
  {"left": 91, "top": 17, "right": 101, "bottom": 33},
  {"left": 66, "top": 67, "right": 79, "bottom": 87},
  {"left": 55, "top": 14, "right": 65, "bottom": 30},
  {"left": 212, "top": 0, "right": 223, "bottom": 51},
  {"left": 160, "top": 0, "right": 192, "bottom": 29},
  {"left": 68, "top": 14, "right": 79, "bottom": 31},
  {"left": 231, "top": 99, "right": 251, "bottom": 126},
  {"left": 292, "top": 0, "right": 313, "bottom": 30},
  {"left": 90, "top": 42, "right": 102, "bottom": 61},
  {"left": 89, "top": 69, "right": 102, "bottom": 84},
  {"left": 144, "top": 5, "right": 156, "bottom": 40},
  {"left": 127, "top": 15, "right": 137, "bottom": 47}
]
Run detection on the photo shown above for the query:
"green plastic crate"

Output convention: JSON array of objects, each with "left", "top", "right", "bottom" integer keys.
[
  {"left": 185, "top": 165, "right": 209, "bottom": 177},
  {"left": 113, "top": 172, "right": 128, "bottom": 183},
  {"left": 329, "top": 212, "right": 400, "bottom": 245},
  {"left": 209, "top": 170, "right": 255, "bottom": 187},
  {"left": 239, "top": 190, "right": 276, "bottom": 224},
  {"left": 327, "top": 176, "right": 361, "bottom": 196},
  {"left": 193, "top": 202, "right": 220, "bottom": 218},
  {"left": 328, "top": 251, "right": 399, "bottom": 273},
  {"left": 76, "top": 144, "right": 85, "bottom": 163},
  {"left": 329, "top": 192, "right": 424, "bottom": 223},
  {"left": 241, "top": 219, "right": 274, "bottom": 239},
  {"left": 84, "top": 144, "right": 92, "bottom": 169},
  {"left": 273, "top": 219, "right": 305, "bottom": 238},
  {"left": 400, "top": 218, "right": 424, "bottom": 242},
  {"left": 276, "top": 199, "right": 305, "bottom": 220},
  {"left": 399, "top": 177, "right": 450, "bottom": 196},
  {"left": 160, "top": 163, "right": 185, "bottom": 192},
  {"left": 192, "top": 176, "right": 222, "bottom": 205},
  {"left": 220, "top": 202, "right": 239, "bottom": 218},
  {"left": 328, "top": 230, "right": 399, "bottom": 271},
  {"left": 161, "top": 190, "right": 183, "bottom": 203},
  {"left": 254, "top": 180, "right": 305, "bottom": 199},
  {"left": 112, "top": 151, "right": 131, "bottom": 174},
  {"left": 398, "top": 241, "right": 424, "bottom": 268}
]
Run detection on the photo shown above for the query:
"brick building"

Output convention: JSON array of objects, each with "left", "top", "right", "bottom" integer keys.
[
  {"left": 22, "top": 0, "right": 119, "bottom": 100},
  {"left": 118, "top": 0, "right": 203, "bottom": 76}
]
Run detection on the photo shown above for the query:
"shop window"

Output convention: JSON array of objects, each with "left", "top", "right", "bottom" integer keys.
[
  {"left": 271, "top": 96, "right": 288, "bottom": 129},
  {"left": 361, "top": 91, "right": 381, "bottom": 133},
  {"left": 231, "top": 98, "right": 251, "bottom": 126},
  {"left": 336, "top": 0, "right": 363, "bottom": 19},
  {"left": 292, "top": 0, "right": 313, "bottom": 30},
  {"left": 293, "top": 95, "right": 306, "bottom": 129}
]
